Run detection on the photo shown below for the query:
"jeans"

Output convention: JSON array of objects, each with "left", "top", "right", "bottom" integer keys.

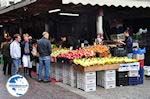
[
  {"left": 38, "top": 56, "right": 50, "bottom": 81},
  {"left": 12, "top": 58, "right": 21, "bottom": 75},
  {"left": 3, "top": 56, "right": 11, "bottom": 75}
]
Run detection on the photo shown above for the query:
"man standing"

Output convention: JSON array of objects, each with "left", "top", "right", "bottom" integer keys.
[
  {"left": 10, "top": 34, "right": 21, "bottom": 75},
  {"left": 37, "top": 32, "right": 51, "bottom": 82}
]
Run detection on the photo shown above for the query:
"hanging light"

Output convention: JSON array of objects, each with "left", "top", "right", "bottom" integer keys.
[
  {"left": 59, "top": 13, "right": 79, "bottom": 16},
  {"left": 48, "top": 9, "right": 61, "bottom": 13}
]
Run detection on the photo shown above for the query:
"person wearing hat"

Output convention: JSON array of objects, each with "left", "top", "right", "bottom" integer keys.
[{"left": 37, "top": 32, "right": 51, "bottom": 82}]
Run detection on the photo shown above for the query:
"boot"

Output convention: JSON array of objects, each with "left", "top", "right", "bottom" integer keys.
[{"left": 29, "top": 68, "right": 32, "bottom": 78}]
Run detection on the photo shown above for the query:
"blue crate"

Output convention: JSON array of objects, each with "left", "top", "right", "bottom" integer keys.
[
  {"left": 128, "top": 77, "right": 139, "bottom": 85},
  {"left": 133, "top": 48, "right": 146, "bottom": 54}
]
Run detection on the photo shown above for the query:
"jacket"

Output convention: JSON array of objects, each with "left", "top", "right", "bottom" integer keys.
[{"left": 37, "top": 37, "right": 51, "bottom": 57}]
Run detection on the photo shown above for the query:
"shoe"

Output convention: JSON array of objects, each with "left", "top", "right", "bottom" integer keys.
[
  {"left": 43, "top": 80, "right": 51, "bottom": 83},
  {"left": 38, "top": 79, "right": 43, "bottom": 82}
]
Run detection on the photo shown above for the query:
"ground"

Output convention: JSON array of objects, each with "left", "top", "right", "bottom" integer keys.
[{"left": 1, "top": 65, "right": 150, "bottom": 99}]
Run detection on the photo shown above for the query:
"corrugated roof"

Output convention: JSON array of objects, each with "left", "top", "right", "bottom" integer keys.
[{"left": 62, "top": 0, "right": 150, "bottom": 8}]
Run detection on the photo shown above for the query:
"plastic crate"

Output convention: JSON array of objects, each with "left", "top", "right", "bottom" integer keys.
[
  {"left": 116, "top": 71, "right": 128, "bottom": 86},
  {"left": 113, "top": 47, "right": 127, "bottom": 57},
  {"left": 116, "top": 71, "right": 128, "bottom": 78},
  {"left": 133, "top": 48, "right": 146, "bottom": 54},
  {"left": 128, "top": 77, "right": 139, "bottom": 85},
  {"left": 116, "top": 78, "right": 128, "bottom": 86}
]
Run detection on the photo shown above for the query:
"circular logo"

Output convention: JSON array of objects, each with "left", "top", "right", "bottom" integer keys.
[{"left": 6, "top": 75, "right": 29, "bottom": 97}]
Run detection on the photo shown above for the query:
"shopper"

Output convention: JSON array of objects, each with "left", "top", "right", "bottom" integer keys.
[
  {"left": 21, "top": 34, "right": 32, "bottom": 78},
  {"left": 10, "top": 34, "right": 21, "bottom": 75},
  {"left": 37, "top": 32, "right": 51, "bottom": 82},
  {"left": 31, "top": 39, "right": 39, "bottom": 75},
  {"left": 2, "top": 36, "right": 12, "bottom": 75}
]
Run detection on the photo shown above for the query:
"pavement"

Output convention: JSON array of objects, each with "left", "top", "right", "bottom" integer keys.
[{"left": 1, "top": 65, "right": 150, "bottom": 99}]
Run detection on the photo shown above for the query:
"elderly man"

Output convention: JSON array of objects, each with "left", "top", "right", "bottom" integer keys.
[{"left": 37, "top": 32, "right": 51, "bottom": 82}]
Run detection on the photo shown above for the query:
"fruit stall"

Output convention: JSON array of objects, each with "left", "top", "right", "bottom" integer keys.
[{"left": 51, "top": 44, "right": 145, "bottom": 92}]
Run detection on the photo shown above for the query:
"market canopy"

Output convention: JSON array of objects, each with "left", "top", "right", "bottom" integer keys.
[{"left": 62, "top": 0, "right": 150, "bottom": 8}]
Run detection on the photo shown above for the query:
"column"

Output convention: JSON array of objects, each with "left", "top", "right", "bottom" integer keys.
[{"left": 97, "top": 7, "right": 104, "bottom": 35}]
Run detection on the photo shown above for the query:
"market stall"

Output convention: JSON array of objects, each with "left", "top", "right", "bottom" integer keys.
[{"left": 50, "top": 44, "right": 144, "bottom": 92}]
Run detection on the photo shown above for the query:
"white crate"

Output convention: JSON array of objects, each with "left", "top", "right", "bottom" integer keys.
[
  {"left": 129, "top": 62, "right": 140, "bottom": 71},
  {"left": 80, "top": 83, "right": 96, "bottom": 92},
  {"left": 97, "top": 70, "right": 116, "bottom": 81},
  {"left": 77, "top": 71, "right": 96, "bottom": 92},
  {"left": 118, "top": 64, "right": 130, "bottom": 71},
  {"left": 68, "top": 78, "right": 77, "bottom": 87},
  {"left": 133, "top": 54, "right": 145, "bottom": 60},
  {"left": 144, "top": 66, "right": 150, "bottom": 76},
  {"left": 128, "top": 70, "right": 139, "bottom": 77},
  {"left": 101, "top": 80, "right": 116, "bottom": 89}
]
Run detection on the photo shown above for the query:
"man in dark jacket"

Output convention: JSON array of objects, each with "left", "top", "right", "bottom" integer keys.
[
  {"left": 37, "top": 32, "right": 51, "bottom": 82},
  {"left": 2, "top": 36, "right": 12, "bottom": 75}
]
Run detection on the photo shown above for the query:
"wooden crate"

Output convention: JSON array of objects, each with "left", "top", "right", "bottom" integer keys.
[{"left": 73, "top": 64, "right": 119, "bottom": 72}]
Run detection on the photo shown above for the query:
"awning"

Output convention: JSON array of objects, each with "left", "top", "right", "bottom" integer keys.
[
  {"left": 62, "top": 0, "right": 150, "bottom": 8},
  {"left": 0, "top": 0, "right": 37, "bottom": 14}
]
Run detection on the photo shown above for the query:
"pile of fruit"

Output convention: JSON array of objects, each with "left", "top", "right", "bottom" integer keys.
[
  {"left": 51, "top": 48, "right": 69, "bottom": 57},
  {"left": 84, "top": 45, "right": 110, "bottom": 57},
  {"left": 57, "top": 49, "right": 95, "bottom": 60},
  {"left": 73, "top": 57, "right": 138, "bottom": 67}
]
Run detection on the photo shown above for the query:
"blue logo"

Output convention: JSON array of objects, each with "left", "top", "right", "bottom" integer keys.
[{"left": 6, "top": 75, "right": 29, "bottom": 97}]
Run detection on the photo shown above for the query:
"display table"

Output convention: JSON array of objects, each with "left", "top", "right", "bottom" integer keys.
[{"left": 74, "top": 64, "right": 120, "bottom": 72}]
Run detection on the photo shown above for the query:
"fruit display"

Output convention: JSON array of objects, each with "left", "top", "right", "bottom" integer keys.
[
  {"left": 73, "top": 57, "right": 138, "bottom": 67},
  {"left": 51, "top": 44, "right": 57, "bottom": 49},
  {"left": 57, "top": 49, "right": 95, "bottom": 60},
  {"left": 84, "top": 45, "right": 110, "bottom": 57},
  {"left": 51, "top": 48, "right": 69, "bottom": 57}
]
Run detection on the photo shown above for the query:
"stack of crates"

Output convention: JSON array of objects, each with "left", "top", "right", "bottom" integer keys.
[
  {"left": 77, "top": 71, "right": 96, "bottom": 92},
  {"left": 55, "top": 63, "right": 63, "bottom": 81},
  {"left": 67, "top": 64, "right": 77, "bottom": 87},
  {"left": 62, "top": 63, "right": 69, "bottom": 84},
  {"left": 116, "top": 71, "right": 128, "bottom": 86},
  {"left": 97, "top": 70, "right": 116, "bottom": 89},
  {"left": 128, "top": 63, "right": 140, "bottom": 85}
]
